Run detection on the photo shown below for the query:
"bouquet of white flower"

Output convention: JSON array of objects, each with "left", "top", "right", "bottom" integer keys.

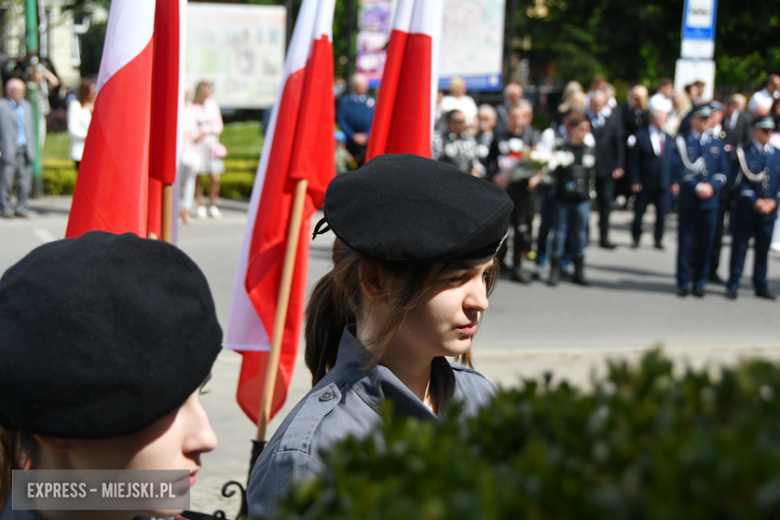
[{"left": 499, "top": 150, "right": 577, "bottom": 182}]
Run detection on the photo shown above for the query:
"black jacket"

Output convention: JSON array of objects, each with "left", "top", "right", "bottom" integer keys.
[
  {"left": 630, "top": 127, "right": 674, "bottom": 191},
  {"left": 721, "top": 109, "right": 752, "bottom": 153},
  {"left": 588, "top": 110, "right": 625, "bottom": 179}
]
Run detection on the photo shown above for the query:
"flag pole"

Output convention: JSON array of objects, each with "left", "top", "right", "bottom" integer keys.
[
  {"left": 161, "top": 183, "right": 174, "bottom": 243},
  {"left": 255, "top": 178, "right": 308, "bottom": 441}
]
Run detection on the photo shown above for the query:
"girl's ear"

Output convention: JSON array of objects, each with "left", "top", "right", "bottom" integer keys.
[{"left": 358, "top": 260, "right": 390, "bottom": 305}]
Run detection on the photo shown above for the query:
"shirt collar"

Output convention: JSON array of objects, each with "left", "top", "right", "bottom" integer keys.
[
  {"left": 753, "top": 139, "right": 773, "bottom": 154},
  {"left": 9, "top": 99, "right": 22, "bottom": 109},
  {"left": 334, "top": 327, "right": 456, "bottom": 420}
]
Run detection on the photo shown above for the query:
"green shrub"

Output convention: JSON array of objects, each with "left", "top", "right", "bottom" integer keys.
[
  {"left": 200, "top": 172, "right": 256, "bottom": 200},
  {"left": 273, "top": 352, "right": 780, "bottom": 520},
  {"left": 42, "top": 166, "right": 77, "bottom": 196}
]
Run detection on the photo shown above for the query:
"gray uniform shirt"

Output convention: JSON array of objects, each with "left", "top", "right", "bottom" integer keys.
[{"left": 247, "top": 327, "right": 496, "bottom": 518}]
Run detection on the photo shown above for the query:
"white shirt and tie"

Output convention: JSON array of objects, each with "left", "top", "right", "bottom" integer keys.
[{"left": 649, "top": 125, "right": 666, "bottom": 156}]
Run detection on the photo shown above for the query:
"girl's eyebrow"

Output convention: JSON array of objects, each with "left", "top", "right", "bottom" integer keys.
[
  {"left": 442, "top": 263, "right": 480, "bottom": 273},
  {"left": 200, "top": 372, "right": 213, "bottom": 388}
]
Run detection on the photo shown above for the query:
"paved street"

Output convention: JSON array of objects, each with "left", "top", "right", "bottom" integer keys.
[{"left": 3, "top": 196, "right": 780, "bottom": 514}]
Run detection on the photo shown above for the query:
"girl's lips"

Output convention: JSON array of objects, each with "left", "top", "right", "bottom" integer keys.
[
  {"left": 457, "top": 323, "right": 478, "bottom": 335},
  {"left": 189, "top": 472, "right": 198, "bottom": 487}
]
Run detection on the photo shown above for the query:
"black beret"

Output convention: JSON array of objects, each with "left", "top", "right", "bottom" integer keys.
[
  {"left": 316, "top": 154, "right": 513, "bottom": 263},
  {"left": 753, "top": 116, "right": 776, "bottom": 130},
  {"left": 0, "top": 232, "right": 222, "bottom": 439}
]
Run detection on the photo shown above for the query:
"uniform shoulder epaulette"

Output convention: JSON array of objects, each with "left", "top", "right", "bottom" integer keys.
[{"left": 278, "top": 382, "right": 342, "bottom": 454}]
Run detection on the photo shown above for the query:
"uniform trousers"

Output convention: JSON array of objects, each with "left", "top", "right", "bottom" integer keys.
[
  {"left": 535, "top": 184, "right": 553, "bottom": 266},
  {"left": 594, "top": 176, "right": 613, "bottom": 241},
  {"left": 0, "top": 150, "right": 31, "bottom": 217},
  {"left": 676, "top": 207, "right": 717, "bottom": 290},
  {"left": 710, "top": 188, "right": 734, "bottom": 276},
  {"left": 631, "top": 186, "right": 668, "bottom": 244},
  {"left": 551, "top": 199, "right": 589, "bottom": 259},
  {"left": 726, "top": 212, "right": 775, "bottom": 292},
  {"left": 499, "top": 180, "right": 535, "bottom": 264}
]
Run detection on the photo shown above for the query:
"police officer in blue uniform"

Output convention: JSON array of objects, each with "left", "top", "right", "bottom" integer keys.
[
  {"left": 672, "top": 105, "right": 729, "bottom": 297},
  {"left": 337, "top": 74, "right": 375, "bottom": 168},
  {"left": 725, "top": 116, "right": 780, "bottom": 300},
  {"left": 247, "top": 155, "right": 512, "bottom": 519}
]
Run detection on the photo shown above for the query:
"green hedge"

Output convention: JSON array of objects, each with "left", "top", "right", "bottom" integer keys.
[
  {"left": 273, "top": 352, "right": 780, "bottom": 520},
  {"left": 41, "top": 160, "right": 259, "bottom": 200}
]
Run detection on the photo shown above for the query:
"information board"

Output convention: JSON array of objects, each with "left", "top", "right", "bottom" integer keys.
[
  {"left": 680, "top": 0, "right": 717, "bottom": 59},
  {"left": 186, "top": 4, "right": 286, "bottom": 109},
  {"left": 356, "top": 0, "right": 505, "bottom": 92}
]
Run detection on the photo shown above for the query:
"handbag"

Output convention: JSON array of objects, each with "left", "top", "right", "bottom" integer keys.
[{"left": 212, "top": 143, "right": 228, "bottom": 159}]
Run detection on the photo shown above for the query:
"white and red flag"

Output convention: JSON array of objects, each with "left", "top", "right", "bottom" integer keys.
[
  {"left": 66, "top": 0, "right": 156, "bottom": 238},
  {"left": 227, "top": 0, "right": 336, "bottom": 424},
  {"left": 365, "top": 0, "right": 444, "bottom": 160},
  {"left": 148, "top": 0, "right": 186, "bottom": 241}
]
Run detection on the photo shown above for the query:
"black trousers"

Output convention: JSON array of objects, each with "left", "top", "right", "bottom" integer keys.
[
  {"left": 632, "top": 186, "right": 668, "bottom": 244},
  {"left": 346, "top": 138, "right": 368, "bottom": 168},
  {"left": 498, "top": 180, "right": 535, "bottom": 265},
  {"left": 594, "top": 176, "right": 613, "bottom": 241},
  {"left": 710, "top": 188, "right": 734, "bottom": 276}
]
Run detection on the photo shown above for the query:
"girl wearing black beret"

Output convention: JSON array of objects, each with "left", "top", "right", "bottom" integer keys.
[
  {"left": 247, "top": 154, "right": 514, "bottom": 518},
  {"left": 0, "top": 232, "right": 224, "bottom": 519}
]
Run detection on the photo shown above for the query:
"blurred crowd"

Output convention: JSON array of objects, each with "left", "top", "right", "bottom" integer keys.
[{"left": 336, "top": 72, "right": 780, "bottom": 299}]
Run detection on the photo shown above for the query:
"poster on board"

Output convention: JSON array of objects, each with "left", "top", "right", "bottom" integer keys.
[
  {"left": 356, "top": 0, "right": 505, "bottom": 92},
  {"left": 186, "top": 4, "right": 286, "bottom": 109}
]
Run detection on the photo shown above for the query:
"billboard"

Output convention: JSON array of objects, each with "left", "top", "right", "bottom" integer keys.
[
  {"left": 356, "top": 0, "right": 505, "bottom": 92},
  {"left": 186, "top": 4, "right": 286, "bottom": 109}
]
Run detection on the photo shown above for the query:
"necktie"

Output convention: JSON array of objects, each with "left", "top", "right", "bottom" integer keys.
[{"left": 659, "top": 134, "right": 665, "bottom": 155}]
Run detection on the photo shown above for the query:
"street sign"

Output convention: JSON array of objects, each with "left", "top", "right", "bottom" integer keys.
[{"left": 680, "top": 0, "right": 717, "bottom": 59}]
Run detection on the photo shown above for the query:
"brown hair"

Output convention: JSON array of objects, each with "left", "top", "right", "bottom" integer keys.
[
  {"left": 304, "top": 239, "right": 500, "bottom": 386},
  {"left": 78, "top": 79, "right": 94, "bottom": 106},
  {"left": 193, "top": 82, "right": 212, "bottom": 105},
  {"left": 567, "top": 112, "right": 589, "bottom": 129},
  {"left": 0, "top": 427, "right": 37, "bottom": 511}
]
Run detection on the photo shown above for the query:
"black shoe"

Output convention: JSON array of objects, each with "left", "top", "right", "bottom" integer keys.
[
  {"left": 708, "top": 273, "right": 724, "bottom": 284},
  {"left": 547, "top": 258, "right": 561, "bottom": 287},
  {"left": 676, "top": 287, "right": 689, "bottom": 297},
  {"left": 572, "top": 257, "right": 590, "bottom": 286},
  {"left": 599, "top": 240, "right": 617, "bottom": 250},
  {"left": 630, "top": 239, "right": 640, "bottom": 249},
  {"left": 654, "top": 242, "right": 665, "bottom": 250},
  {"left": 725, "top": 289, "right": 738, "bottom": 300},
  {"left": 511, "top": 265, "right": 531, "bottom": 284},
  {"left": 692, "top": 287, "right": 705, "bottom": 298},
  {"left": 1, "top": 212, "right": 13, "bottom": 219},
  {"left": 755, "top": 289, "right": 778, "bottom": 301}
]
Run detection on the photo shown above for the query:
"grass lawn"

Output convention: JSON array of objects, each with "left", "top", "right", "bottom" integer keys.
[{"left": 42, "top": 121, "right": 264, "bottom": 198}]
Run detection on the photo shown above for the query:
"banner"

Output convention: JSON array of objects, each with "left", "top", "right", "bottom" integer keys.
[
  {"left": 356, "top": 0, "right": 505, "bottom": 92},
  {"left": 186, "top": 4, "right": 286, "bottom": 109}
]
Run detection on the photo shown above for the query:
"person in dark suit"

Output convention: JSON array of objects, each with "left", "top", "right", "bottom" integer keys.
[
  {"left": 672, "top": 105, "right": 729, "bottom": 297},
  {"left": 619, "top": 85, "right": 650, "bottom": 205},
  {"left": 337, "top": 74, "right": 375, "bottom": 168},
  {"left": 709, "top": 95, "right": 753, "bottom": 282},
  {"left": 0, "top": 78, "right": 36, "bottom": 219},
  {"left": 630, "top": 109, "right": 674, "bottom": 249},
  {"left": 725, "top": 117, "right": 780, "bottom": 300},
  {"left": 587, "top": 90, "right": 625, "bottom": 249}
]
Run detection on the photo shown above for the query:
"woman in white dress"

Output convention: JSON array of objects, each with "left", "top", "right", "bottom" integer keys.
[
  {"left": 67, "top": 79, "right": 95, "bottom": 171},
  {"left": 191, "top": 82, "right": 226, "bottom": 219}
]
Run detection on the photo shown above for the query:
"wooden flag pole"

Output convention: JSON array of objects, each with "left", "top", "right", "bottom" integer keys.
[
  {"left": 256, "top": 178, "right": 309, "bottom": 441},
  {"left": 161, "top": 183, "right": 174, "bottom": 244}
]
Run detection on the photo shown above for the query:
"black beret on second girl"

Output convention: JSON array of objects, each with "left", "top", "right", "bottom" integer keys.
[
  {"left": 315, "top": 154, "right": 514, "bottom": 263},
  {"left": 0, "top": 231, "right": 223, "bottom": 439}
]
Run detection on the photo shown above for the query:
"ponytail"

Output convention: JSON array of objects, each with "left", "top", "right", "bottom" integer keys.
[{"left": 304, "top": 271, "right": 352, "bottom": 386}]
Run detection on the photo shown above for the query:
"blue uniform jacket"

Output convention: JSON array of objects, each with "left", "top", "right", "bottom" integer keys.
[
  {"left": 731, "top": 141, "right": 780, "bottom": 222},
  {"left": 672, "top": 131, "right": 729, "bottom": 211},
  {"left": 247, "top": 327, "right": 496, "bottom": 519},
  {"left": 630, "top": 127, "right": 674, "bottom": 190},
  {"left": 337, "top": 94, "right": 375, "bottom": 140}
]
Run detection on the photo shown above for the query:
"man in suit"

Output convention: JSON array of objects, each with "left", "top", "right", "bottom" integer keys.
[
  {"left": 630, "top": 108, "right": 673, "bottom": 249},
  {"left": 725, "top": 116, "right": 780, "bottom": 300},
  {"left": 672, "top": 105, "right": 729, "bottom": 297},
  {"left": 709, "top": 95, "right": 753, "bottom": 282},
  {"left": 0, "top": 78, "right": 36, "bottom": 219},
  {"left": 587, "top": 90, "right": 625, "bottom": 249}
]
